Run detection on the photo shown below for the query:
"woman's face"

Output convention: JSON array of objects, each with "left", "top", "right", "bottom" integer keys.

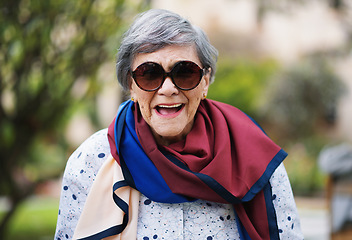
[{"left": 130, "top": 44, "right": 210, "bottom": 146}]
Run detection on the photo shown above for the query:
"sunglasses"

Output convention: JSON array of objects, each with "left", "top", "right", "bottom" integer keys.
[{"left": 130, "top": 61, "right": 206, "bottom": 91}]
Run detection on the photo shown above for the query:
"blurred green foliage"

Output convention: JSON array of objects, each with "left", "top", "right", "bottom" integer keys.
[
  {"left": 284, "top": 136, "right": 329, "bottom": 195},
  {"left": 260, "top": 55, "right": 346, "bottom": 140},
  {"left": 0, "top": 196, "right": 59, "bottom": 240},
  {"left": 0, "top": 0, "right": 146, "bottom": 237},
  {"left": 208, "top": 58, "right": 278, "bottom": 119}
]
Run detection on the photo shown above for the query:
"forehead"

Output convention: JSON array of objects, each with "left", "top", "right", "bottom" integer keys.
[{"left": 132, "top": 44, "right": 201, "bottom": 70}]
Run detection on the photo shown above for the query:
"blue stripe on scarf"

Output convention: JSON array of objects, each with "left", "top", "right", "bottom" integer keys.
[
  {"left": 234, "top": 210, "right": 252, "bottom": 240},
  {"left": 241, "top": 149, "right": 287, "bottom": 202},
  {"left": 77, "top": 225, "right": 126, "bottom": 240},
  {"left": 232, "top": 183, "right": 280, "bottom": 240},
  {"left": 163, "top": 151, "right": 242, "bottom": 204},
  {"left": 77, "top": 180, "right": 130, "bottom": 240}
]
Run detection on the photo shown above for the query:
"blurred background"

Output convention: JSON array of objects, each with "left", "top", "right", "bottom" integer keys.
[{"left": 1, "top": 0, "right": 351, "bottom": 239}]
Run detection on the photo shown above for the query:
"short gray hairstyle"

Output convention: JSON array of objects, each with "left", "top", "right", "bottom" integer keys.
[{"left": 116, "top": 9, "right": 218, "bottom": 91}]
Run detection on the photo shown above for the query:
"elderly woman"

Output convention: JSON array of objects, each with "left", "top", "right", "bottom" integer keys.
[{"left": 55, "top": 9, "right": 303, "bottom": 240}]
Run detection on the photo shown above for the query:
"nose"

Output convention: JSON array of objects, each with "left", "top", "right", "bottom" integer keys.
[{"left": 157, "top": 76, "right": 179, "bottom": 96}]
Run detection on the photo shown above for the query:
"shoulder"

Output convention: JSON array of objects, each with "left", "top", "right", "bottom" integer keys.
[
  {"left": 55, "top": 129, "right": 112, "bottom": 239},
  {"left": 63, "top": 128, "right": 111, "bottom": 181},
  {"left": 60, "top": 128, "right": 112, "bottom": 213},
  {"left": 75, "top": 128, "right": 110, "bottom": 156},
  {"left": 270, "top": 163, "right": 304, "bottom": 238},
  {"left": 270, "top": 163, "right": 292, "bottom": 198}
]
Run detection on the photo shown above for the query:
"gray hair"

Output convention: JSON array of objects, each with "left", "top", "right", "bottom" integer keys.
[{"left": 116, "top": 9, "right": 218, "bottom": 91}]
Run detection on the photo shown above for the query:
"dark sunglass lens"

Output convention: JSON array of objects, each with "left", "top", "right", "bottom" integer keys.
[
  {"left": 173, "top": 61, "right": 202, "bottom": 90},
  {"left": 133, "top": 62, "right": 164, "bottom": 90}
]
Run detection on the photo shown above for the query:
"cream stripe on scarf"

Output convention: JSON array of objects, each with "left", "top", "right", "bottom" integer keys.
[{"left": 73, "top": 155, "right": 140, "bottom": 240}]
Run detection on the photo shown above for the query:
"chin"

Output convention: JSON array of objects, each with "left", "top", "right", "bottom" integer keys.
[
  {"left": 152, "top": 127, "right": 186, "bottom": 145},
  {"left": 157, "top": 129, "right": 183, "bottom": 139}
]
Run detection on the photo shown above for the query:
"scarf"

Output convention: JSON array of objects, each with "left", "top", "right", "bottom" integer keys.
[{"left": 75, "top": 99, "right": 287, "bottom": 240}]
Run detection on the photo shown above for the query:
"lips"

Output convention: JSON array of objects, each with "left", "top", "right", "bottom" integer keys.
[{"left": 155, "top": 103, "right": 184, "bottom": 116}]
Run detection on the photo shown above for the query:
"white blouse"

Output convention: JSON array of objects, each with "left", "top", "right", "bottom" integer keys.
[{"left": 54, "top": 129, "right": 304, "bottom": 240}]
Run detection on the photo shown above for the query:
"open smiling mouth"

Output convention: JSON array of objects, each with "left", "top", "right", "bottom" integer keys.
[{"left": 155, "top": 103, "right": 184, "bottom": 116}]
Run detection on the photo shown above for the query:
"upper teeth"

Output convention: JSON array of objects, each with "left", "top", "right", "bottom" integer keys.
[{"left": 158, "top": 104, "right": 182, "bottom": 108}]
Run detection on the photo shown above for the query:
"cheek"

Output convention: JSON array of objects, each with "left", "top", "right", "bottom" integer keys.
[
  {"left": 139, "top": 100, "right": 149, "bottom": 113},
  {"left": 137, "top": 95, "right": 153, "bottom": 118},
  {"left": 187, "top": 95, "right": 201, "bottom": 115},
  {"left": 190, "top": 91, "right": 202, "bottom": 104}
]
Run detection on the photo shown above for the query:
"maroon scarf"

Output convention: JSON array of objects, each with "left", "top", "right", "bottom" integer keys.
[{"left": 108, "top": 99, "right": 287, "bottom": 239}]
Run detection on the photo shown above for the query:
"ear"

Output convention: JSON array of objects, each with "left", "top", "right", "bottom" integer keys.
[
  {"left": 202, "top": 68, "right": 211, "bottom": 99},
  {"left": 129, "top": 76, "right": 137, "bottom": 102}
]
